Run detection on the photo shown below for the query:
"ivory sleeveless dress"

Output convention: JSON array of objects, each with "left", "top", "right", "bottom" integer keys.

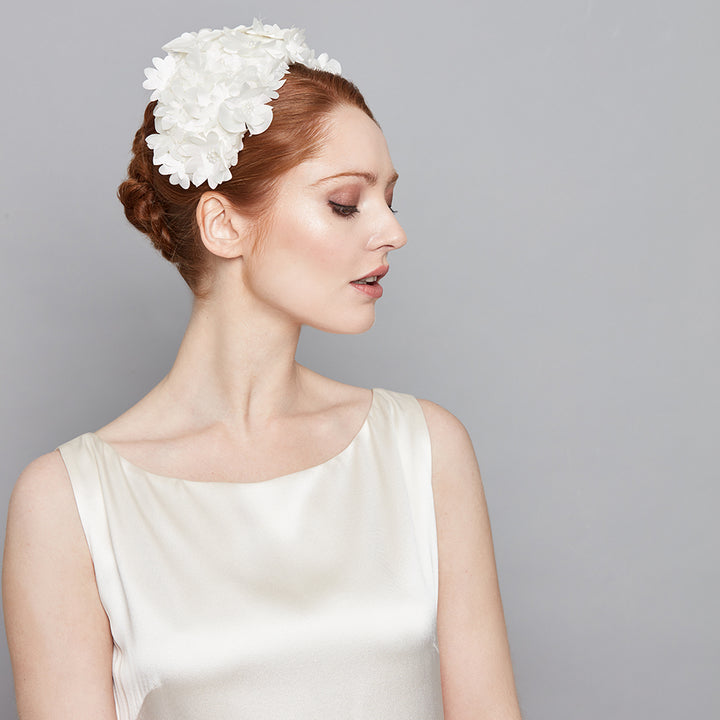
[{"left": 57, "top": 388, "right": 444, "bottom": 719}]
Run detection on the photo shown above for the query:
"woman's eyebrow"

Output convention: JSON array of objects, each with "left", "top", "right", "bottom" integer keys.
[{"left": 312, "top": 170, "right": 399, "bottom": 186}]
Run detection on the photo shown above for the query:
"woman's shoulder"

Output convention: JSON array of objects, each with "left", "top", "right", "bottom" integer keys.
[
  {"left": 412, "top": 396, "right": 479, "bottom": 486},
  {"left": 9, "top": 450, "right": 74, "bottom": 519},
  {"left": 372, "top": 388, "right": 478, "bottom": 483},
  {"left": 409, "top": 394, "right": 471, "bottom": 441},
  {"left": 4, "top": 449, "right": 95, "bottom": 622},
  {"left": 5, "top": 450, "right": 87, "bottom": 569}
]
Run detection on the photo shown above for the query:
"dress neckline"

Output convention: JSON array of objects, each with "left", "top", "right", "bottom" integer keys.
[{"left": 86, "top": 388, "right": 379, "bottom": 488}]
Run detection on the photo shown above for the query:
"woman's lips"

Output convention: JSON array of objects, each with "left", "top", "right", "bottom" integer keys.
[
  {"left": 351, "top": 281, "right": 383, "bottom": 298},
  {"left": 350, "top": 265, "right": 388, "bottom": 299}
]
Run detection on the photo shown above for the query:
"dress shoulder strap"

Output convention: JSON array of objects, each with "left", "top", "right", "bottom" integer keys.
[
  {"left": 370, "top": 388, "right": 439, "bottom": 611},
  {"left": 56, "top": 434, "right": 130, "bottom": 632},
  {"left": 57, "top": 434, "right": 110, "bottom": 569}
]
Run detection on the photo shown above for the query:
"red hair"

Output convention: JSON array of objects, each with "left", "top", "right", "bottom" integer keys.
[{"left": 118, "top": 64, "right": 375, "bottom": 296}]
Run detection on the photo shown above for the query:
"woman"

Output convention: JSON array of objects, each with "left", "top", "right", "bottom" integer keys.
[{"left": 3, "top": 21, "right": 522, "bottom": 720}]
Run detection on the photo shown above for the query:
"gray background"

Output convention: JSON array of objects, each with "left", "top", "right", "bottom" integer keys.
[{"left": 1, "top": 0, "right": 718, "bottom": 717}]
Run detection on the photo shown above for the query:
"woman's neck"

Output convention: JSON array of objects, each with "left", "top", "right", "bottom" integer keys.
[{"left": 154, "top": 292, "right": 306, "bottom": 429}]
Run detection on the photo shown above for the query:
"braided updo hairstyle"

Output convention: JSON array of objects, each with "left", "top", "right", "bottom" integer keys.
[{"left": 118, "top": 64, "right": 374, "bottom": 297}]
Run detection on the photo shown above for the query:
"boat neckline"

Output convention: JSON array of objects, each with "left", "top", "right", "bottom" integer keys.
[{"left": 85, "top": 388, "right": 379, "bottom": 488}]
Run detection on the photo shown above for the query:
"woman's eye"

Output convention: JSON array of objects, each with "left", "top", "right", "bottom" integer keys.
[{"left": 329, "top": 201, "right": 359, "bottom": 218}]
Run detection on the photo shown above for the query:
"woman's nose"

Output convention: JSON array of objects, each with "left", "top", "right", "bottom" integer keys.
[{"left": 369, "top": 207, "right": 407, "bottom": 251}]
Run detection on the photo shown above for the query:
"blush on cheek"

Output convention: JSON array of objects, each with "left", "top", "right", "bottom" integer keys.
[{"left": 300, "top": 238, "right": 345, "bottom": 276}]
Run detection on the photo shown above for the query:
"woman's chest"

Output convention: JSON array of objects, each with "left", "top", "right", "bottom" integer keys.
[{"left": 105, "top": 465, "right": 441, "bottom": 718}]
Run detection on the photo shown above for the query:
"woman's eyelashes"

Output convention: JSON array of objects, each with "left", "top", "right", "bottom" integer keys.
[
  {"left": 328, "top": 200, "right": 398, "bottom": 218},
  {"left": 329, "top": 200, "right": 359, "bottom": 218}
]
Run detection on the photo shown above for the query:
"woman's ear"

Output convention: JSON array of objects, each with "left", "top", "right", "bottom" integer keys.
[{"left": 195, "top": 192, "right": 251, "bottom": 259}]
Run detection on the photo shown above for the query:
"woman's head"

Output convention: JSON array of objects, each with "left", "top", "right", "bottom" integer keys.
[
  {"left": 230, "top": 103, "right": 405, "bottom": 335},
  {"left": 119, "top": 61, "right": 375, "bottom": 297}
]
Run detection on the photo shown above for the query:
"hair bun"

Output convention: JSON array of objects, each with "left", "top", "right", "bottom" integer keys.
[{"left": 118, "top": 110, "right": 176, "bottom": 261}]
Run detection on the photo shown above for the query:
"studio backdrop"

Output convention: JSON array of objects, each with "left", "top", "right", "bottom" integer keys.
[{"left": 1, "top": 1, "right": 718, "bottom": 718}]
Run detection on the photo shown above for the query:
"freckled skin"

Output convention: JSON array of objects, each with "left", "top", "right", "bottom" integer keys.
[{"left": 241, "top": 106, "right": 407, "bottom": 335}]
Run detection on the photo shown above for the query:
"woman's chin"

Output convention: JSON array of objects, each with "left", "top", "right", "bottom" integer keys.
[{"left": 307, "top": 309, "right": 376, "bottom": 335}]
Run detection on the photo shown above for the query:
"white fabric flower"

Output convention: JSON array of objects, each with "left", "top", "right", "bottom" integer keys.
[{"left": 142, "top": 20, "right": 341, "bottom": 189}]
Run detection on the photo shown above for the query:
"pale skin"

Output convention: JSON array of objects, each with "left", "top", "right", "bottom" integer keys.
[{"left": 3, "top": 105, "right": 522, "bottom": 719}]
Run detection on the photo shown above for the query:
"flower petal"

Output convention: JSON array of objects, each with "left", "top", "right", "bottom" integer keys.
[{"left": 144, "top": 21, "right": 341, "bottom": 188}]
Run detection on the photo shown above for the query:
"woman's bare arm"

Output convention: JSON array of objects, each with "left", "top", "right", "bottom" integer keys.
[
  {"left": 419, "top": 399, "right": 522, "bottom": 720},
  {"left": 3, "top": 451, "right": 116, "bottom": 719}
]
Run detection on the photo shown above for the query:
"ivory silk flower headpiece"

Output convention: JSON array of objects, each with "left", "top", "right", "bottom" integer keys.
[{"left": 143, "top": 20, "right": 342, "bottom": 189}]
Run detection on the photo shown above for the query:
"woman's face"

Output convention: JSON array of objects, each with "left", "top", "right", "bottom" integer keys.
[{"left": 241, "top": 105, "right": 407, "bottom": 334}]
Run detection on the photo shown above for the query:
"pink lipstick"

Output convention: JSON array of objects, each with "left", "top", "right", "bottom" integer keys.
[{"left": 350, "top": 265, "right": 389, "bottom": 299}]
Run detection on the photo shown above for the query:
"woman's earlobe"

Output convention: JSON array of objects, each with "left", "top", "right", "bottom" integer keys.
[{"left": 196, "top": 192, "right": 248, "bottom": 259}]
